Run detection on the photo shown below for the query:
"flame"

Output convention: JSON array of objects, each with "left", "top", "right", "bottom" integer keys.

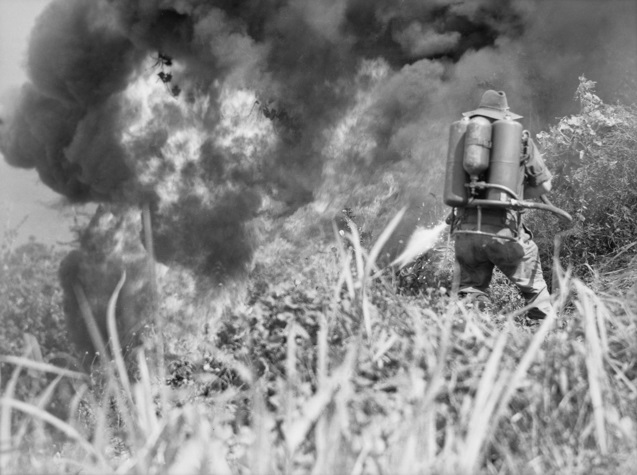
[{"left": 390, "top": 222, "right": 448, "bottom": 269}]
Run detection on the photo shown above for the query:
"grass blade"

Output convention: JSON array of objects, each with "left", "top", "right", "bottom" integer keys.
[
  {"left": 0, "top": 356, "right": 88, "bottom": 381},
  {"left": 0, "top": 359, "right": 24, "bottom": 472},
  {"left": 0, "top": 398, "right": 108, "bottom": 468},
  {"left": 576, "top": 281, "right": 609, "bottom": 454},
  {"left": 106, "top": 270, "right": 133, "bottom": 404},
  {"left": 365, "top": 206, "right": 406, "bottom": 279},
  {"left": 14, "top": 374, "right": 64, "bottom": 445}
]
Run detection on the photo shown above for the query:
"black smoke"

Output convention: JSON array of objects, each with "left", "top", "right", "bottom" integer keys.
[{"left": 1, "top": 0, "right": 636, "bottom": 282}]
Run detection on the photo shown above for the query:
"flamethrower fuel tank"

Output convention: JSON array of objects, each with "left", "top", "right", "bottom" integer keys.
[
  {"left": 486, "top": 118, "right": 523, "bottom": 201},
  {"left": 443, "top": 117, "right": 469, "bottom": 206},
  {"left": 463, "top": 116, "right": 492, "bottom": 182}
]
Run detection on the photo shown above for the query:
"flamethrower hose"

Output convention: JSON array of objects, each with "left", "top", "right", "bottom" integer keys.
[
  {"left": 538, "top": 194, "right": 574, "bottom": 222},
  {"left": 463, "top": 198, "right": 573, "bottom": 222}
]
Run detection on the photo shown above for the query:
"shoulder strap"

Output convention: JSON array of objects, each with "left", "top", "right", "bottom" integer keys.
[{"left": 520, "top": 130, "right": 531, "bottom": 165}]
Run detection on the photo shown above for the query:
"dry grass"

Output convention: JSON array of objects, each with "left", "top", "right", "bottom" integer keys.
[{"left": 1, "top": 213, "right": 636, "bottom": 475}]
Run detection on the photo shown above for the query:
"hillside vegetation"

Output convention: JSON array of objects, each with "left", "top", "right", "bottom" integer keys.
[{"left": 1, "top": 78, "right": 636, "bottom": 475}]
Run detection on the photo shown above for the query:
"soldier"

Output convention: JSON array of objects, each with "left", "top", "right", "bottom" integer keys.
[{"left": 446, "top": 90, "right": 553, "bottom": 320}]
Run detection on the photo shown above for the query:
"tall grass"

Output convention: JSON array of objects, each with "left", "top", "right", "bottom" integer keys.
[{"left": 1, "top": 212, "right": 636, "bottom": 474}]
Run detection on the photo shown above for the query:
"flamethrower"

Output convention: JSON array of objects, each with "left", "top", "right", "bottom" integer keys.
[{"left": 443, "top": 115, "right": 572, "bottom": 241}]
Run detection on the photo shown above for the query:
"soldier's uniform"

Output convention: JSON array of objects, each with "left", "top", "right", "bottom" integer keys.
[{"left": 452, "top": 91, "right": 553, "bottom": 319}]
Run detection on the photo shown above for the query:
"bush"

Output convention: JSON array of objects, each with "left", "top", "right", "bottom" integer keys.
[
  {"left": 0, "top": 237, "right": 74, "bottom": 419},
  {"left": 0, "top": 240, "right": 70, "bottom": 362},
  {"left": 531, "top": 76, "right": 637, "bottom": 279}
]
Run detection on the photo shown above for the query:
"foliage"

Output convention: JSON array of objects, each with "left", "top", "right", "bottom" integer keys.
[
  {"left": 532, "top": 76, "right": 637, "bottom": 278},
  {"left": 0, "top": 238, "right": 70, "bottom": 363},
  {"left": 395, "top": 243, "right": 454, "bottom": 297},
  {"left": 395, "top": 238, "right": 525, "bottom": 318},
  {"left": 2, "top": 207, "right": 637, "bottom": 475},
  {"left": 0, "top": 234, "right": 74, "bottom": 421}
]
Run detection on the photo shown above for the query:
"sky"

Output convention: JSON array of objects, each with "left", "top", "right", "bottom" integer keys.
[{"left": 0, "top": 0, "right": 81, "bottom": 247}]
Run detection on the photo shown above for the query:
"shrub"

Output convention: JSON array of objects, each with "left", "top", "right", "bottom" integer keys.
[
  {"left": 0, "top": 237, "right": 73, "bottom": 418},
  {"left": 531, "top": 76, "right": 637, "bottom": 279},
  {"left": 0, "top": 240, "right": 69, "bottom": 362}
]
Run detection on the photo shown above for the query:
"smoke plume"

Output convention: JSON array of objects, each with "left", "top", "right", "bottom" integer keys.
[{"left": 1, "top": 0, "right": 636, "bottom": 283}]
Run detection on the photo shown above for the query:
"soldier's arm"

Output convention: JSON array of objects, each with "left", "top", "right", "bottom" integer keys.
[
  {"left": 523, "top": 178, "right": 552, "bottom": 199},
  {"left": 523, "top": 138, "right": 553, "bottom": 199}
]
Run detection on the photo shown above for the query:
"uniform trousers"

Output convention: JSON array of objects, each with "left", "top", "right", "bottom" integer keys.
[{"left": 454, "top": 223, "right": 552, "bottom": 319}]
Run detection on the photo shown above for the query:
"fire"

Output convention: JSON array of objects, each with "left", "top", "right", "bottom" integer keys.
[{"left": 390, "top": 222, "right": 448, "bottom": 270}]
